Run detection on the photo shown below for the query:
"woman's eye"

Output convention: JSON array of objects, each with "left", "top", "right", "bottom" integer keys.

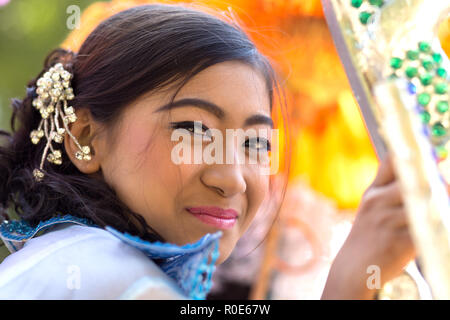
[
  {"left": 170, "top": 121, "right": 212, "bottom": 141},
  {"left": 244, "top": 137, "right": 271, "bottom": 151}
]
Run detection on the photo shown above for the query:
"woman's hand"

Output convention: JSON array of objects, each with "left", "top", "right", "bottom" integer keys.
[{"left": 321, "top": 153, "right": 416, "bottom": 299}]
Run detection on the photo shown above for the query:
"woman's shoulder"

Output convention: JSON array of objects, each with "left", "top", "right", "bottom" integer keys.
[{"left": 0, "top": 224, "right": 185, "bottom": 299}]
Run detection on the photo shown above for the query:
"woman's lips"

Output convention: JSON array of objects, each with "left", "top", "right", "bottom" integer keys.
[{"left": 186, "top": 206, "right": 238, "bottom": 230}]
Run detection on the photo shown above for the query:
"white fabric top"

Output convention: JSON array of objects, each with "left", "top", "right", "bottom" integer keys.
[{"left": 0, "top": 224, "right": 186, "bottom": 299}]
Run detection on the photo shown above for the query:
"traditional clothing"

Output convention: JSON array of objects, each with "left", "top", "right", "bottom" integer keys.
[{"left": 0, "top": 214, "right": 221, "bottom": 299}]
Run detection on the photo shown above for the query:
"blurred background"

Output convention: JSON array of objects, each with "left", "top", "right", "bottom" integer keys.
[{"left": 0, "top": 0, "right": 449, "bottom": 299}]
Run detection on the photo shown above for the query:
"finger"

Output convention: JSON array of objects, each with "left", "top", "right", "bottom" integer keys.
[
  {"left": 380, "top": 207, "right": 409, "bottom": 229},
  {"left": 379, "top": 180, "right": 404, "bottom": 207},
  {"left": 397, "top": 225, "right": 413, "bottom": 238},
  {"left": 361, "top": 180, "right": 404, "bottom": 211},
  {"left": 372, "top": 153, "right": 396, "bottom": 187},
  {"left": 391, "top": 208, "right": 409, "bottom": 229},
  {"left": 396, "top": 226, "right": 416, "bottom": 254}
]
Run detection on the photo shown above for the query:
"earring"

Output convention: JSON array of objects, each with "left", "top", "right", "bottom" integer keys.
[{"left": 30, "top": 63, "right": 91, "bottom": 182}]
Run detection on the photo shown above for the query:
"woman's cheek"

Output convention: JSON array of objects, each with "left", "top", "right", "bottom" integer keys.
[{"left": 244, "top": 175, "right": 270, "bottom": 227}]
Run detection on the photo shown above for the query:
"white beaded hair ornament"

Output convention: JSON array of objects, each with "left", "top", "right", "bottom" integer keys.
[{"left": 30, "top": 62, "right": 91, "bottom": 182}]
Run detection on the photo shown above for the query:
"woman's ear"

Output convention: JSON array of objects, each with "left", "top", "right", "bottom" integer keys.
[{"left": 63, "top": 108, "right": 103, "bottom": 174}]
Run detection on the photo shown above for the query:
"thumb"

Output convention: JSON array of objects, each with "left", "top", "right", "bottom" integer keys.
[{"left": 372, "top": 152, "right": 396, "bottom": 187}]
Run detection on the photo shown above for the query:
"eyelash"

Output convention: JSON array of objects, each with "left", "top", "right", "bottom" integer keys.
[
  {"left": 170, "top": 121, "right": 211, "bottom": 140},
  {"left": 244, "top": 137, "right": 271, "bottom": 152},
  {"left": 169, "top": 121, "right": 271, "bottom": 151}
]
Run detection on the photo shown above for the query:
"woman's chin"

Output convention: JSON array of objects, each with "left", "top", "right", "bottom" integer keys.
[
  {"left": 215, "top": 251, "right": 229, "bottom": 265},
  {"left": 215, "top": 238, "right": 238, "bottom": 265}
]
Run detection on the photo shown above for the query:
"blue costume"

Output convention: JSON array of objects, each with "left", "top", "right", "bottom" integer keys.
[{"left": 0, "top": 214, "right": 221, "bottom": 299}]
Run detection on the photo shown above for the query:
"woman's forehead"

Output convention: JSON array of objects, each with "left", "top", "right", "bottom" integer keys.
[
  {"left": 172, "top": 62, "right": 271, "bottom": 115},
  {"left": 129, "top": 61, "right": 272, "bottom": 121}
]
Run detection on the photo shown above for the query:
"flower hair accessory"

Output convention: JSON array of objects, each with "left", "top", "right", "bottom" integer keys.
[{"left": 30, "top": 62, "right": 91, "bottom": 182}]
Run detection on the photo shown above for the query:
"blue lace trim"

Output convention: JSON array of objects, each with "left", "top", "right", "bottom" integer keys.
[
  {"left": 0, "top": 214, "right": 97, "bottom": 252},
  {"left": 106, "top": 227, "right": 221, "bottom": 300},
  {"left": 0, "top": 214, "right": 222, "bottom": 300}
]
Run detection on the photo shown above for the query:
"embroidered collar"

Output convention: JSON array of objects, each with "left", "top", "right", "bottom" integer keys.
[{"left": 0, "top": 214, "right": 221, "bottom": 300}]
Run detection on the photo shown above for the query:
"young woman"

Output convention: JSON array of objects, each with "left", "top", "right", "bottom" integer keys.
[{"left": 0, "top": 3, "right": 414, "bottom": 299}]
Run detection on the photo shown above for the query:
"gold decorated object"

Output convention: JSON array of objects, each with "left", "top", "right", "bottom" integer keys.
[
  {"left": 377, "top": 261, "right": 434, "bottom": 299},
  {"left": 30, "top": 62, "right": 91, "bottom": 181},
  {"left": 322, "top": 0, "right": 450, "bottom": 299}
]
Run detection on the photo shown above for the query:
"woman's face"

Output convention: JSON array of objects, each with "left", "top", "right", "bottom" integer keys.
[{"left": 90, "top": 61, "right": 272, "bottom": 264}]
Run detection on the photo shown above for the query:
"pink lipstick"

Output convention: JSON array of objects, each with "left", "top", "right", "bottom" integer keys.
[{"left": 186, "top": 206, "right": 238, "bottom": 229}]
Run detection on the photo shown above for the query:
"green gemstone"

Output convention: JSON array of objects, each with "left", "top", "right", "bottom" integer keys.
[
  {"left": 437, "top": 68, "right": 448, "bottom": 78},
  {"left": 435, "top": 82, "right": 448, "bottom": 94},
  {"left": 420, "top": 110, "right": 431, "bottom": 123},
  {"left": 432, "top": 123, "right": 447, "bottom": 137},
  {"left": 405, "top": 67, "right": 418, "bottom": 78},
  {"left": 422, "top": 58, "right": 434, "bottom": 71},
  {"left": 419, "top": 41, "right": 431, "bottom": 53},
  {"left": 390, "top": 57, "right": 403, "bottom": 69},
  {"left": 351, "top": 0, "right": 363, "bottom": 8},
  {"left": 369, "top": 0, "right": 384, "bottom": 7},
  {"left": 420, "top": 73, "right": 433, "bottom": 85},
  {"left": 406, "top": 50, "right": 419, "bottom": 60},
  {"left": 432, "top": 52, "right": 443, "bottom": 64},
  {"left": 418, "top": 93, "right": 431, "bottom": 106},
  {"left": 359, "top": 11, "right": 373, "bottom": 24},
  {"left": 437, "top": 101, "right": 449, "bottom": 113}
]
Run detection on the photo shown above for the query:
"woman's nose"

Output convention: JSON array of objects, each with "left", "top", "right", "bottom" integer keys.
[{"left": 200, "top": 162, "right": 247, "bottom": 197}]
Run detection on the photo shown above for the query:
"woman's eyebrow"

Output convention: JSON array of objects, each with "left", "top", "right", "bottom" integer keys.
[
  {"left": 244, "top": 114, "right": 273, "bottom": 128},
  {"left": 154, "top": 98, "right": 225, "bottom": 118},
  {"left": 155, "top": 97, "right": 273, "bottom": 127}
]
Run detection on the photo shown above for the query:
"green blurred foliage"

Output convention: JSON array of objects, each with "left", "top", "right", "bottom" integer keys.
[{"left": 0, "top": 0, "right": 95, "bottom": 132}]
